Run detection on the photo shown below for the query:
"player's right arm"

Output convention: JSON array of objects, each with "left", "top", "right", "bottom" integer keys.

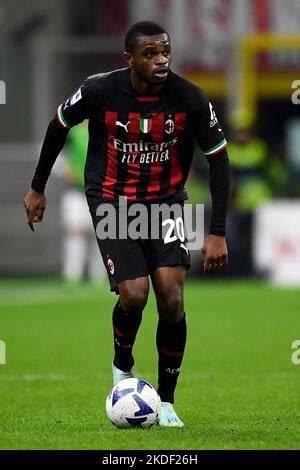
[{"left": 24, "top": 80, "right": 92, "bottom": 231}]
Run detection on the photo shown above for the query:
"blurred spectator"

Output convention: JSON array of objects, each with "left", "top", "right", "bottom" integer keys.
[
  {"left": 59, "top": 121, "right": 105, "bottom": 282},
  {"left": 228, "top": 109, "right": 273, "bottom": 212},
  {"left": 226, "top": 108, "right": 286, "bottom": 276}
]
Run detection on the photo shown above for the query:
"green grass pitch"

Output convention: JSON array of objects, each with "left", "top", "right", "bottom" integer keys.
[{"left": 0, "top": 277, "right": 299, "bottom": 450}]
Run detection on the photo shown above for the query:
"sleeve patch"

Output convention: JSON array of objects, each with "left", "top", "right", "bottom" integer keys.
[{"left": 70, "top": 88, "right": 82, "bottom": 106}]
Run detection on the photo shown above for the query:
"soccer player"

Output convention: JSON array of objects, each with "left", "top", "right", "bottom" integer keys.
[{"left": 24, "top": 21, "right": 230, "bottom": 427}]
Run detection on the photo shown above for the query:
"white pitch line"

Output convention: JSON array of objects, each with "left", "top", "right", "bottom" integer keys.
[
  {"left": 0, "top": 371, "right": 298, "bottom": 383},
  {"left": 0, "top": 373, "right": 107, "bottom": 382}
]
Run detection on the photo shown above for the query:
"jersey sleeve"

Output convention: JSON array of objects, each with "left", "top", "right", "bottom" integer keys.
[
  {"left": 191, "top": 87, "right": 227, "bottom": 157},
  {"left": 56, "top": 78, "right": 97, "bottom": 128}
]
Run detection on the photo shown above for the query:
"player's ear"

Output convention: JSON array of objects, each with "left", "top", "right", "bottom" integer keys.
[{"left": 123, "top": 52, "right": 133, "bottom": 66}]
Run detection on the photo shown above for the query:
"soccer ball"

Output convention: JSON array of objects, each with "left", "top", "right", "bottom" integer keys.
[{"left": 106, "top": 378, "right": 161, "bottom": 428}]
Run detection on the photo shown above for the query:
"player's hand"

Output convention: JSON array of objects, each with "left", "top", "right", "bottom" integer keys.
[
  {"left": 23, "top": 189, "right": 47, "bottom": 231},
  {"left": 201, "top": 234, "right": 228, "bottom": 272}
]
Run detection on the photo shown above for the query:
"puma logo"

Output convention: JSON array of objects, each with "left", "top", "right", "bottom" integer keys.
[
  {"left": 180, "top": 243, "right": 189, "bottom": 255},
  {"left": 116, "top": 120, "right": 130, "bottom": 132}
]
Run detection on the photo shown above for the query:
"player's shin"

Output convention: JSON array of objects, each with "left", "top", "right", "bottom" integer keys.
[
  {"left": 156, "top": 314, "right": 187, "bottom": 404},
  {"left": 112, "top": 301, "right": 142, "bottom": 372}
]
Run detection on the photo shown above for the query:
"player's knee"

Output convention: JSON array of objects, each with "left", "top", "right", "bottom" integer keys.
[
  {"left": 119, "top": 281, "right": 148, "bottom": 314},
  {"left": 120, "top": 286, "right": 148, "bottom": 313},
  {"left": 157, "top": 286, "right": 183, "bottom": 323},
  {"left": 121, "top": 293, "right": 147, "bottom": 314}
]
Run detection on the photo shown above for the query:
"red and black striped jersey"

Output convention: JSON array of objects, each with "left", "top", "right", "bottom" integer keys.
[{"left": 57, "top": 67, "right": 227, "bottom": 203}]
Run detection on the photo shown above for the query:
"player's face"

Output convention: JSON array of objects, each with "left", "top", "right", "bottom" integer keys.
[{"left": 125, "top": 34, "right": 172, "bottom": 85}]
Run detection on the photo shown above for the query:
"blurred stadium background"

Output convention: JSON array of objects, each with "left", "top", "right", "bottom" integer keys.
[
  {"left": 1, "top": 0, "right": 300, "bottom": 282},
  {"left": 1, "top": 0, "right": 300, "bottom": 450}
]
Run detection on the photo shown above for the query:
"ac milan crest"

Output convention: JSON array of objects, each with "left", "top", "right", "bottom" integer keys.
[
  {"left": 165, "top": 118, "right": 174, "bottom": 134},
  {"left": 107, "top": 258, "right": 115, "bottom": 275}
]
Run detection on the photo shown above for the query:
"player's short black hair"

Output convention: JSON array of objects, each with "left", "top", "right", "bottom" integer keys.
[{"left": 124, "top": 21, "right": 169, "bottom": 53}]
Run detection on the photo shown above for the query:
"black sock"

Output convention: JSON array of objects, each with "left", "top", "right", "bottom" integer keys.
[
  {"left": 156, "top": 314, "right": 187, "bottom": 404},
  {"left": 112, "top": 301, "right": 142, "bottom": 372}
]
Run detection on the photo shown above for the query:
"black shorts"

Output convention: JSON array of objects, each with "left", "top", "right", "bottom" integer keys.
[{"left": 87, "top": 195, "right": 191, "bottom": 293}]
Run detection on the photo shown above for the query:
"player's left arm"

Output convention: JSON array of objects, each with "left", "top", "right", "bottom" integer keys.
[
  {"left": 201, "top": 149, "right": 230, "bottom": 272},
  {"left": 191, "top": 89, "right": 231, "bottom": 271}
]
